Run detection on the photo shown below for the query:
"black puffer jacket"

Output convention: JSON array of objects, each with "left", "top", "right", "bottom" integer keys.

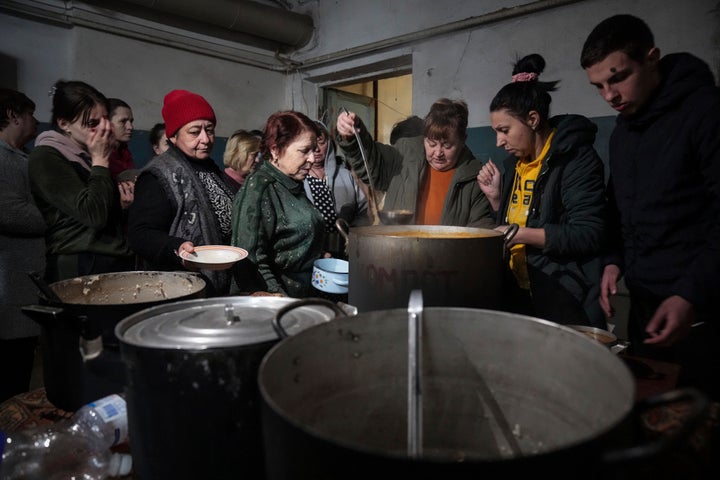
[
  {"left": 605, "top": 53, "right": 720, "bottom": 313},
  {"left": 496, "top": 114, "right": 607, "bottom": 326}
]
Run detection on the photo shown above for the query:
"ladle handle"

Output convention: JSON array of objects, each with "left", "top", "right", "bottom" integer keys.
[
  {"left": 407, "top": 289, "right": 424, "bottom": 458},
  {"left": 335, "top": 218, "right": 350, "bottom": 255},
  {"left": 27, "top": 271, "right": 63, "bottom": 303},
  {"left": 340, "top": 107, "right": 379, "bottom": 222}
]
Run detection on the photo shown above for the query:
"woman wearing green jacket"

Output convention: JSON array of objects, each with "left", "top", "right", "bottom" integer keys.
[{"left": 231, "top": 111, "right": 324, "bottom": 297}]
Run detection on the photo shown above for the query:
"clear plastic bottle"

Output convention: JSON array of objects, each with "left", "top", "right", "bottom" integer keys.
[{"left": 0, "top": 394, "right": 132, "bottom": 480}]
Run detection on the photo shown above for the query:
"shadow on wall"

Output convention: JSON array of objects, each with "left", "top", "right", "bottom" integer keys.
[
  {"left": 0, "top": 52, "right": 18, "bottom": 90},
  {"left": 29, "top": 123, "right": 229, "bottom": 170}
]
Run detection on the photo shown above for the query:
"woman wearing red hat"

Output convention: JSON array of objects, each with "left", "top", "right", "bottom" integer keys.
[{"left": 127, "top": 89, "right": 236, "bottom": 295}]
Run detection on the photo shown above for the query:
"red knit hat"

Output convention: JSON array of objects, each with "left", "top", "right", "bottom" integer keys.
[{"left": 161, "top": 89, "right": 216, "bottom": 137}]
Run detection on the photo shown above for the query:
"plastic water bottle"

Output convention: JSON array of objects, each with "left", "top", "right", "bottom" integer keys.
[{"left": 0, "top": 394, "right": 132, "bottom": 479}]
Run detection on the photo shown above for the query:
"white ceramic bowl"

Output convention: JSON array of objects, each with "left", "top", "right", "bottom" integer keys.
[{"left": 179, "top": 245, "right": 248, "bottom": 271}]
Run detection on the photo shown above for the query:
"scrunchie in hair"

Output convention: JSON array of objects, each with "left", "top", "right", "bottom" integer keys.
[{"left": 511, "top": 72, "right": 539, "bottom": 83}]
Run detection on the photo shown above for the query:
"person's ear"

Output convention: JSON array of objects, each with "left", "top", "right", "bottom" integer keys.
[
  {"left": 57, "top": 118, "right": 71, "bottom": 134},
  {"left": 647, "top": 47, "right": 661, "bottom": 67},
  {"left": 527, "top": 111, "right": 540, "bottom": 131}
]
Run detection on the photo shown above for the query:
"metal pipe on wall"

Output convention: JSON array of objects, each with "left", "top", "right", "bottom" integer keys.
[{"left": 120, "top": 0, "right": 314, "bottom": 49}]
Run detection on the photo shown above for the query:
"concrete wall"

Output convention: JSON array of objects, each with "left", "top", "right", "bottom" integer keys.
[
  {"left": 292, "top": 0, "right": 720, "bottom": 127},
  {"left": 0, "top": 11, "right": 287, "bottom": 137},
  {"left": 2, "top": 0, "right": 718, "bottom": 160}
]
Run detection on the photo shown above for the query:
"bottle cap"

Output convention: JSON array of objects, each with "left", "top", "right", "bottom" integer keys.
[{"left": 108, "top": 452, "right": 133, "bottom": 477}]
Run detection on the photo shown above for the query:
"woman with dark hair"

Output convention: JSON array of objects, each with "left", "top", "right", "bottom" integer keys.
[
  {"left": 149, "top": 122, "right": 169, "bottom": 157},
  {"left": 337, "top": 98, "right": 493, "bottom": 227},
  {"left": 28, "top": 80, "right": 134, "bottom": 282},
  {"left": 476, "top": 53, "right": 607, "bottom": 327},
  {"left": 0, "top": 88, "right": 44, "bottom": 401},
  {"left": 231, "top": 111, "right": 324, "bottom": 297},
  {"left": 128, "top": 90, "right": 235, "bottom": 296},
  {"left": 303, "top": 120, "right": 369, "bottom": 258},
  {"left": 107, "top": 97, "right": 135, "bottom": 181}
]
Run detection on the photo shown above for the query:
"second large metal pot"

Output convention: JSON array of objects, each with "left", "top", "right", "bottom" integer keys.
[
  {"left": 115, "top": 296, "right": 345, "bottom": 480},
  {"left": 345, "top": 225, "right": 508, "bottom": 312},
  {"left": 22, "top": 270, "right": 207, "bottom": 411},
  {"left": 259, "top": 305, "right": 707, "bottom": 479}
]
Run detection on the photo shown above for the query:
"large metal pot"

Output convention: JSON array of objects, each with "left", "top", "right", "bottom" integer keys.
[
  {"left": 343, "top": 225, "right": 514, "bottom": 312},
  {"left": 22, "top": 271, "right": 207, "bottom": 411},
  {"left": 115, "top": 296, "right": 348, "bottom": 480},
  {"left": 259, "top": 303, "right": 707, "bottom": 479}
]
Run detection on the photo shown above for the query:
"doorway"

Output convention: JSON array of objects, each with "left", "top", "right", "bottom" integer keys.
[{"left": 320, "top": 73, "right": 412, "bottom": 144}]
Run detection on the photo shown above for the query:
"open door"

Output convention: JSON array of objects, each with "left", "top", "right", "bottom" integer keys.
[{"left": 321, "top": 88, "right": 376, "bottom": 139}]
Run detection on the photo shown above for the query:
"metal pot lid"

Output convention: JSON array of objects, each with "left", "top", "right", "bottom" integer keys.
[{"left": 116, "top": 296, "right": 338, "bottom": 349}]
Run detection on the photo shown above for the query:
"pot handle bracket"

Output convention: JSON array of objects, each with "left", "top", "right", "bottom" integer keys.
[
  {"left": 600, "top": 388, "right": 710, "bottom": 466},
  {"left": 272, "top": 298, "right": 351, "bottom": 339},
  {"left": 503, "top": 224, "right": 519, "bottom": 254}
]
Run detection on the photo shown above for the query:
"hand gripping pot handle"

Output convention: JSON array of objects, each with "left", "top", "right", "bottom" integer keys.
[
  {"left": 502, "top": 223, "right": 520, "bottom": 261},
  {"left": 600, "top": 387, "right": 709, "bottom": 466},
  {"left": 272, "top": 298, "right": 351, "bottom": 339}
]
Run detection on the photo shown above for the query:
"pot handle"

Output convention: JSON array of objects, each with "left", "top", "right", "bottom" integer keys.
[
  {"left": 21, "top": 304, "right": 67, "bottom": 327},
  {"left": 600, "top": 387, "right": 709, "bottom": 465},
  {"left": 272, "top": 298, "right": 350, "bottom": 339},
  {"left": 27, "top": 271, "right": 63, "bottom": 303},
  {"left": 335, "top": 218, "right": 350, "bottom": 255},
  {"left": 502, "top": 224, "right": 519, "bottom": 250}
]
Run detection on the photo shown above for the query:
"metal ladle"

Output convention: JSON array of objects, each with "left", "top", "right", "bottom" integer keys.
[
  {"left": 407, "top": 289, "right": 423, "bottom": 458},
  {"left": 339, "top": 107, "right": 380, "bottom": 223}
]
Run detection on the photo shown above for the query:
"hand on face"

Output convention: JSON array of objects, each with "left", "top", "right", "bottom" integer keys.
[{"left": 86, "top": 116, "right": 115, "bottom": 168}]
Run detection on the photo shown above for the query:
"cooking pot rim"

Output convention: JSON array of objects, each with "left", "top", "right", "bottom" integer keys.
[
  {"left": 114, "top": 295, "right": 341, "bottom": 349},
  {"left": 43, "top": 270, "right": 207, "bottom": 306},
  {"left": 349, "top": 225, "right": 504, "bottom": 237},
  {"left": 258, "top": 307, "right": 636, "bottom": 464}
]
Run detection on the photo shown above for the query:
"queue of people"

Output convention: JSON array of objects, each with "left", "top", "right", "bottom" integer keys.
[{"left": 1, "top": 12, "right": 718, "bottom": 404}]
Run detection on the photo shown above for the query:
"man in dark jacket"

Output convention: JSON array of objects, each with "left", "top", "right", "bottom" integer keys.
[{"left": 581, "top": 14, "right": 720, "bottom": 400}]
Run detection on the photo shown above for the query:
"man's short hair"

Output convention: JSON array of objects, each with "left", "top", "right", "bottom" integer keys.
[{"left": 580, "top": 14, "right": 655, "bottom": 69}]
